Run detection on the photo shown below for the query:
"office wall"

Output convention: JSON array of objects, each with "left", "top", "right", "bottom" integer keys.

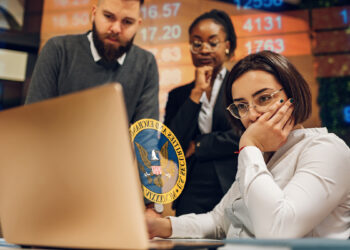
[{"left": 0, "top": 0, "right": 43, "bottom": 109}]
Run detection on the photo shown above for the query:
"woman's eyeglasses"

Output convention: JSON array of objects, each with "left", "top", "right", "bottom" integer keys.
[
  {"left": 226, "top": 88, "right": 284, "bottom": 119},
  {"left": 190, "top": 39, "right": 226, "bottom": 54}
]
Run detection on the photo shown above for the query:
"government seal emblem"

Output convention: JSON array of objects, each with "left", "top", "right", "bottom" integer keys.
[{"left": 129, "top": 119, "right": 186, "bottom": 204}]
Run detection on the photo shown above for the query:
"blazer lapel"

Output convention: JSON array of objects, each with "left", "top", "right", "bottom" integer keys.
[{"left": 212, "top": 70, "right": 229, "bottom": 130}]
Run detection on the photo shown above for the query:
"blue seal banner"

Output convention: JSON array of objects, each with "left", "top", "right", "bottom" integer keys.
[{"left": 129, "top": 119, "right": 187, "bottom": 204}]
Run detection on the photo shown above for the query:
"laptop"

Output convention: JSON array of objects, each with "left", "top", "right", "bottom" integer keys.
[{"left": 0, "top": 83, "right": 149, "bottom": 249}]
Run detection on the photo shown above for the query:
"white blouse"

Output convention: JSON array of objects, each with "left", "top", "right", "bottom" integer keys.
[{"left": 169, "top": 128, "right": 350, "bottom": 239}]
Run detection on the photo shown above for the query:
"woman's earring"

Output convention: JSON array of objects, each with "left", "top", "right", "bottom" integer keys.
[{"left": 225, "top": 49, "right": 229, "bottom": 55}]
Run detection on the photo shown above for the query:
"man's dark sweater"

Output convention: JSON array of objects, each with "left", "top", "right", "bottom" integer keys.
[{"left": 26, "top": 33, "right": 159, "bottom": 123}]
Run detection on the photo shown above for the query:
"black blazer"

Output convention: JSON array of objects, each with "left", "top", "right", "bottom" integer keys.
[{"left": 164, "top": 72, "right": 239, "bottom": 196}]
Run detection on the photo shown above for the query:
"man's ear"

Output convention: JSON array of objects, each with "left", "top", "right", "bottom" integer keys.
[{"left": 91, "top": 5, "right": 97, "bottom": 23}]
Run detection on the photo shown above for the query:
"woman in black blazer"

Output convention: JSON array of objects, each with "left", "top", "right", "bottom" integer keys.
[{"left": 164, "top": 9, "right": 239, "bottom": 216}]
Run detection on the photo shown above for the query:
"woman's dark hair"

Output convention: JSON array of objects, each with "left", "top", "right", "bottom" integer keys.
[
  {"left": 224, "top": 50, "right": 312, "bottom": 133},
  {"left": 189, "top": 9, "right": 237, "bottom": 56}
]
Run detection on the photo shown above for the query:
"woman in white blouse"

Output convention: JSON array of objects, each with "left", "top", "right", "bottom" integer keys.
[{"left": 147, "top": 51, "right": 350, "bottom": 239}]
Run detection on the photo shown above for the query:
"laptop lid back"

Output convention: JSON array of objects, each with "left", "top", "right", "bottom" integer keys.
[{"left": 0, "top": 84, "right": 148, "bottom": 249}]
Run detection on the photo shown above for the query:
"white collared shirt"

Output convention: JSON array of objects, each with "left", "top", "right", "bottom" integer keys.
[
  {"left": 169, "top": 128, "right": 350, "bottom": 239},
  {"left": 198, "top": 67, "right": 227, "bottom": 134},
  {"left": 87, "top": 32, "right": 126, "bottom": 65}
]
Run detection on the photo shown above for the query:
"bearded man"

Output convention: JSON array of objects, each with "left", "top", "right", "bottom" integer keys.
[{"left": 26, "top": 0, "right": 159, "bottom": 124}]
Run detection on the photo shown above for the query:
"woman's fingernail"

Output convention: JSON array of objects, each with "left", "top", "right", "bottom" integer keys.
[
  {"left": 280, "top": 99, "right": 284, "bottom": 103},
  {"left": 290, "top": 98, "right": 294, "bottom": 103}
]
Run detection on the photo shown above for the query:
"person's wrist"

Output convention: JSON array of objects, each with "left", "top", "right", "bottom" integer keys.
[
  {"left": 160, "top": 218, "right": 172, "bottom": 238},
  {"left": 239, "top": 135, "right": 258, "bottom": 151},
  {"left": 234, "top": 146, "right": 247, "bottom": 154},
  {"left": 239, "top": 140, "right": 263, "bottom": 152}
]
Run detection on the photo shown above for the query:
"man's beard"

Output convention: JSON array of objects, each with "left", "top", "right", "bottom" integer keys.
[{"left": 92, "top": 22, "right": 134, "bottom": 63}]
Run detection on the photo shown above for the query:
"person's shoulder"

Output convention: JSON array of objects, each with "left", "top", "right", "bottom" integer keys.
[
  {"left": 129, "top": 44, "right": 155, "bottom": 60},
  {"left": 320, "top": 131, "right": 350, "bottom": 155},
  {"left": 125, "top": 45, "right": 157, "bottom": 73},
  {"left": 307, "top": 129, "right": 350, "bottom": 182},
  {"left": 290, "top": 129, "right": 350, "bottom": 180},
  {"left": 45, "top": 33, "right": 88, "bottom": 47},
  {"left": 305, "top": 128, "right": 347, "bottom": 147},
  {"left": 297, "top": 128, "right": 350, "bottom": 159},
  {"left": 168, "top": 82, "right": 195, "bottom": 96},
  {"left": 130, "top": 44, "right": 151, "bottom": 54},
  {"left": 39, "top": 33, "right": 90, "bottom": 60}
]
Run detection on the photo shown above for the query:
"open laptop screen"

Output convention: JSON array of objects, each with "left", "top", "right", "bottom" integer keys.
[{"left": 0, "top": 83, "right": 148, "bottom": 249}]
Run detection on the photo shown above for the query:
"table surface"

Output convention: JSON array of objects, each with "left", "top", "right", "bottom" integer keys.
[{"left": 1, "top": 238, "right": 350, "bottom": 250}]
